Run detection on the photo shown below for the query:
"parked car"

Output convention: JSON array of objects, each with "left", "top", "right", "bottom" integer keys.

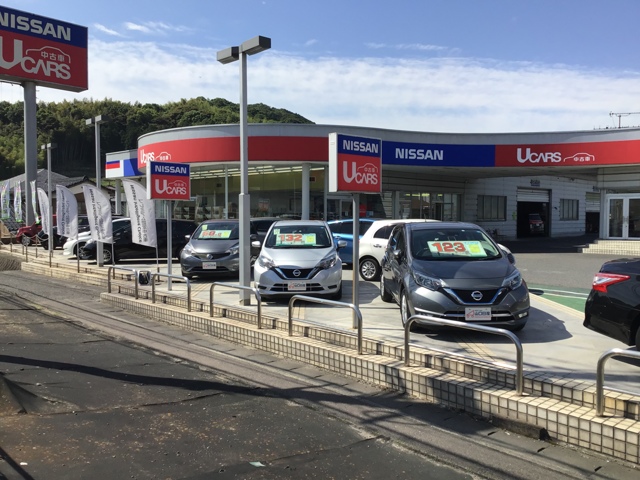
[
  {"left": 584, "top": 258, "right": 640, "bottom": 348},
  {"left": 251, "top": 217, "right": 278, "bottom": 244},
  {"left": 80, "top": 218, "right": 198, "bottom": 264},
  {"left": 180, "top": 219, "right": 261, "bottom": 279},
  {"left": 529, "top": 213, "right": 544, "bottom": 234},
  {"left": 38, "top": 215, "right": 92, "bottom": 250},
  {"left": 63, "top": 218, "right": 130, "bottom": 258},
  {"left": 358, "top": 219, "right": 440, "bottom": 281},
  {"left": 15, "top": 221, "right": 42, "bottom": 246},
  {"left": 253, "top": 220, "right": 346, "bottom": 300},
  {"left": 328, "top": 218, "right": 377, "bottom": 264},
  {"left": 379, "top": 221, "right": 530, "bottom": 331}
]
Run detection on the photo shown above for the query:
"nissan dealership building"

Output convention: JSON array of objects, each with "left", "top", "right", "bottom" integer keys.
[{"left": 106, "top": 123, "right": 640, "bottom": 241}]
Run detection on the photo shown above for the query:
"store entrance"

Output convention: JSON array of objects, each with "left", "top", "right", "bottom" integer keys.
[
  {"left": 326, "top": 197, "right": 353, "bottom": 221},
  {"left": 606, "top": 194, "right": 640, "bottom": 239}
]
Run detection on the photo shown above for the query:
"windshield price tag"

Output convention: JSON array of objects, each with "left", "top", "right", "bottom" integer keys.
[{"left": 465, "top": 307, "right": 491, "bottom": 321}]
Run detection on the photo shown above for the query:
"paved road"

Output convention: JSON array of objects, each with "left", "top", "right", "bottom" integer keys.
[{"left": 3, "top": 269, "right": 638, "bottom": 479}]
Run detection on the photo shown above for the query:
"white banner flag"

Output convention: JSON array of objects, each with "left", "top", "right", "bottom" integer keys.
[
  {"left": 0, "top": 183, "right": 9, "bottom": 219},
  {"left": 13, "top": 182, "right": 22, "bottom": 222},
  {"left": 37, "top": 188, "right": 51, "bottom": 236},
  {"left": 56, "top": 185, "right": 78, "bottom": 239},
  {"left": 30, "top": 180, "right": 39, "bottom": 223},
  {"left": 82, "top": 185, "right": 113, "bottom": 243},
  {"left": 123, "top": 180, "right": 157, "bottom": 247}
]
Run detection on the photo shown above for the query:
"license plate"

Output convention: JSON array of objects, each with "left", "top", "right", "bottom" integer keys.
[
  {"left": 202, "top": 262, "right": 217, "bottom": 270},
  {"left": 288, "top": 282, "right": 307, "bottom": 291},
  {"left": 465, "top": 307, "right": 491, "bottom": 321}
]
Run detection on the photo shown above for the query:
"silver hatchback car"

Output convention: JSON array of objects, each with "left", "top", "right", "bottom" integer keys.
[
  {"left": 380, "top": 221, "right": 530, "bottom": 331},
  {"left": 253, "top": 220, "right": 344, "bottom": 300}
]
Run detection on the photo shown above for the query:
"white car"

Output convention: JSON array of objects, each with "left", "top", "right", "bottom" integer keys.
[
  {"left": 358, "top": 219, "right": 439, "bottom": 281},
  {"left": 62, "top": 218, "right": 130, "bottom": 258},
  {"left": 253, "top": 220, "right": 345, "bottom": 300},
  {"left": 62, "top": 231, "right": 92, "bottom": 257}
]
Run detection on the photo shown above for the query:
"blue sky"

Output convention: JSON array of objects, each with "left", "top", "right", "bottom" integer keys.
[{"left": 2, "top": 0, "right": 640, "bottom": 133}]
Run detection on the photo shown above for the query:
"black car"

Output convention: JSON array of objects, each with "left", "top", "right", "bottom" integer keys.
[
  {"left": 80, "top": 218, "right": 198, "bottom": 264},
  {"left": 584, "top": 258, "right": 640, "bottom": 348}
]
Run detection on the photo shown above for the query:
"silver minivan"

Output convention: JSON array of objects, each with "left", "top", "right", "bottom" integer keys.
[{"left": 253, "top": 220, "right": 345, "bottom": 300}]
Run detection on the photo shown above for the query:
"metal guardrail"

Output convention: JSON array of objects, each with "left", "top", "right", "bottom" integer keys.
[
  {"left": 596, "top": 347, "right": 640, "bottom": 416},
  {"left": 288, "top": 295, "right": 363, "bottom": 355},
  {"left": 151, "top": 273, "right": 192, "bottom": 311},
  {"left": 209, "top": 282, "right": 263, "bottom": 328},
  {"left": 107, "top": 266, "right": 140, "bottom": 299},
  {"left": 404, "top": 314, "right": 524, "bottom": 395}
]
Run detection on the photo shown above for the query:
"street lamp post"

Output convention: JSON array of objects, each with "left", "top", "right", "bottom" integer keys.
[
  {"left": 41, "top": 142, "right": 57, "bottom": 266},
  {"left": 85, "top": 115, "right": 109, "bottom": 267},
  {"left": 217, "top": 36, "right": 271, "bottom": 305}
]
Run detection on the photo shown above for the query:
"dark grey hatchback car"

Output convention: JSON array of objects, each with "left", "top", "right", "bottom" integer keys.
[{"left": 379, "top": 221, "right": 530, "bottom": 331}]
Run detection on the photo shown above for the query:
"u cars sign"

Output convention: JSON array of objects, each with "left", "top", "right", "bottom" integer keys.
[
  {"left": 328, "top": 133, "right": 382, "bottom": 193},
  {"left": 147, "top": 161, "right": 191, "bottom": 200},
  {"left": 0, "top": 6, "right": 88, "bottom": 92}
]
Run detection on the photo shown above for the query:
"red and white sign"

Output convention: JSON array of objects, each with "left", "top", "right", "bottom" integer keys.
[
  {"left": 0, "top": 6, "right": 88, "bottom": 92},
  {"left": 328, "top": 133, "right": 382, "bottom": 193},
  {"left": 146, "top": 161, "right": 191, "bottom": 200},
  {"left": 496, "top": 140, "right": 640, "bottom": 167}
]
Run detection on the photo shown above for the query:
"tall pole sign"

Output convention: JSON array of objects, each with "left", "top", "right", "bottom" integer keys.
[
  {"left": 1, "top": 5, "right": 88, "bottom": 224},
  {"left": 328, "top": 133, "right": 382, "bottom": 314}
]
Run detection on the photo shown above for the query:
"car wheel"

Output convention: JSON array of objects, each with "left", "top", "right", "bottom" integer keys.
[
  {"left": 21, "top": 235, "right": 31, "bottom": 246},
  {"left": 359, "top": 257, "right": 381, "bottom": 282},
  {"left": 330, "top": 282, "right": 343, "bottom": 301},
  {"left": 400, "top": 290, "right": 416, "bottom": 332},
  {"left": 102, "top": 248, "right": 113, "bottom": 264},
  {"left": 379, "top": 275, "right": 393, "bottom": 302}
]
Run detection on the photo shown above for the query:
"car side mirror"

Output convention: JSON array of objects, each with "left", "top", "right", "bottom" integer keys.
[
  {"left": 336, "top": 239, "right": 347, "bottom": 250},
  {"left": 500, "top": 247, "right": 516, "bottom": 265},
  {"left": 393, "top": 249, "right": 404, "bottom": 260},
  {"left": 185, "top": 234, "right": 191, "bottom": 241},
  {"left": 251, "top": 240, "right": 261, "bottom": 249}
]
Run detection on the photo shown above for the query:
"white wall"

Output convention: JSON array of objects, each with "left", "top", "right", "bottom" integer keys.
[{"left": 464, "top": 176, "right": 595, "bottom": 239}]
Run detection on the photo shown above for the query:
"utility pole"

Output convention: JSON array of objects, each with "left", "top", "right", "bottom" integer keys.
[{"left": 609, "top": 111, "right": 640, "bottom": 128}]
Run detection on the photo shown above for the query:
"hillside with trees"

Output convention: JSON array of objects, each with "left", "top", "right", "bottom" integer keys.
[{"left": 0, "top": 97, "right": 312, "bottom": 181}]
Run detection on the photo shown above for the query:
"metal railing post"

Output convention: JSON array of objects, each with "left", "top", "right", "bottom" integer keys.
[
  {"left": 404, "top": 314, "right": 524, "bottom": 395},
  {"left": 210, "top": 282, "right": 262, "bottom": 328},
  {"left": 107, "top": 266, "right": 140, "bottom": 299},
  {"left": 288, "top": 295, "right": 363, "bottom": 355},
  {"left": 151, "top": 273, "right": 191, "bottom": 311},
  {"left": 596, "top": 347, "right": 640, "bottom": 416}
]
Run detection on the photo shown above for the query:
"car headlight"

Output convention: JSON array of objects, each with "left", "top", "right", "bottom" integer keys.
[
  {"left": 182, "top": 243, "right": 195, "bottom": 255},
  {"left": 317, "top": 252, "right": 338, "bottom": 270},
  {"left": 412, "top": 271, "right": 443, "bottom": 291},
  {"left": 502, "top": 270, "right": 523, "bottom": 290},
  {"left": 257, "top": 253, "right": 276, "bottom": 269},
  {"left": 226, "top": 243, "right": 239, "bottom": 256}
]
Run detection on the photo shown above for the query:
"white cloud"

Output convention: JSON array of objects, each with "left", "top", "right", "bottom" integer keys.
[
  {"left": 30, "top": 39, "right": 640, "bottom": 133},
  {"left": 93, "top": 23, "right": 123, "bottom": 37}
]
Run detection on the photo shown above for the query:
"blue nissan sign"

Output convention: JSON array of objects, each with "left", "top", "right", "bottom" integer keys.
[{"left": 382, "top": 141, "right": 495, "bottom": 167}]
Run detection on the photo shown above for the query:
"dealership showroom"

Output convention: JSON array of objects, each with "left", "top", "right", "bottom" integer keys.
[{"left": 106, "top": 123, "right": 640, "bottom": 242}]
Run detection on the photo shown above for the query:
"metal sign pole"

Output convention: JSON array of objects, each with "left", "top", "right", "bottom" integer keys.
[{"left": 352, "top": 193, "right": 360, "bottom": 327}]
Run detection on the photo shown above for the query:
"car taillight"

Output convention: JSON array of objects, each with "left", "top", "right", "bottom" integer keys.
[{"left": 592, "top": 272, "right": 630, "bottom": 293}]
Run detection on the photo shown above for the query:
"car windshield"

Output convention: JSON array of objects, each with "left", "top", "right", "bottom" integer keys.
[
  {"left": 265, "top": 225, "right": 332, "bottom": 248},
  {"left": 194, "top": 223, "right": 239, "bottom": 240},
  {"left": 410, "top": 228, "right": 501, "bottom": 261}
]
